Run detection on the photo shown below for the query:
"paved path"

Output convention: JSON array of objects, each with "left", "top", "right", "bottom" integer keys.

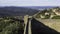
[
  {"left": 28, "top": 18, "right": 32, "bottom": 34},
  {"left": 24, "top": 15, "right": 32, "bottom": 34}
]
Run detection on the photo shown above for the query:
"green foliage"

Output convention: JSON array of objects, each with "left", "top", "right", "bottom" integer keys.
[
  {"left": 52, "top": 16, "right": 60, "bottom": 19},
  {"left": 44, "top": 15, "right": 50, "bottom": 19},
  {"left": 0, "top": 17, "right": 24, "bottom": 34},
  {"left": 35, "top": 13, "right": 41, "bottom": 18}
]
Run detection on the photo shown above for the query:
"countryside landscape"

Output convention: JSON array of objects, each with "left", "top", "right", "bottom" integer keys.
[{"left": 0, "top": 6, "right": 60, "bottom": 34}]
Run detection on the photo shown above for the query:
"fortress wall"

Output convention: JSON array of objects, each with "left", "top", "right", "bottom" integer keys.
[{"left": 36, "top": 19, "right": 60, "bottom": 32}]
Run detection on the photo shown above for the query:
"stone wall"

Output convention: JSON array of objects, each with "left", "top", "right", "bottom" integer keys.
[{"left": 36, "top": 19, "right": 60, "bottom": 32}]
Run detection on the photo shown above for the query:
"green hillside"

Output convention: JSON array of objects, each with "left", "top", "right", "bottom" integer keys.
[
  {"left": 0, "top": 17, "right": 24, "bottom": 34},
  {"left": 35, "top": 7, "right": 60, "bottom": 19}
]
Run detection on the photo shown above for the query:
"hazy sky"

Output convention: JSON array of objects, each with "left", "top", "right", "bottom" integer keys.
[{"left": 0, "top": 0, "right": 60, "bottom": 6}]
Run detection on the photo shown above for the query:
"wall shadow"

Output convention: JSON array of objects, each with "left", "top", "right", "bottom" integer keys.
[{"left": 31, "top": 18, "right": 60, "bottom": 34}]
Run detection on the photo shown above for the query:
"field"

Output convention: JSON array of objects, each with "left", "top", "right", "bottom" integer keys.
[{"left": 36, "top": 18, "right": 60, "bottom": 32}]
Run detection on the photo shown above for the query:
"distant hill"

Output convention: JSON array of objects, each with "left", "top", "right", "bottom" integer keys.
[
  {"left": 23, "top": 6, "right": 57, "bottom": 10},
  {"left": 35, "top": 7, "right": 60, "bottom": 19},
  {"left": 0, "top": 6, "right": 39, "bottom": 17}
]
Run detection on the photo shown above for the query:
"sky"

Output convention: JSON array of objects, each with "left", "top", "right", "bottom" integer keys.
[{"left": 0, "top": 0, "right": 60, "bottom": 6}]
